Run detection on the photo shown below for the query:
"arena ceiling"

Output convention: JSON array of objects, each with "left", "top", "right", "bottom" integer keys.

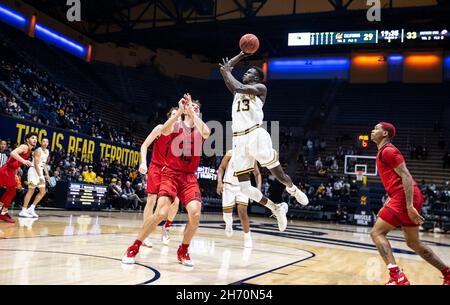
[{"left": 22, "top": 0, "right": 450, "bottom": 59}]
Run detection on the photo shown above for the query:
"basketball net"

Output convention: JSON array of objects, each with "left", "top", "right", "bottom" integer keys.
[{"left": 356, "top": 171, "right": 364, "bottom": 182}]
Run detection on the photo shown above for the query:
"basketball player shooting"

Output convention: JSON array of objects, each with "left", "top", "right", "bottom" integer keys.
[
  {"left": 219, "top": 48, "right": 308, "bottom": 232},
  {"left": 370, "top": 122, "right": 449, "bottom": 285}
]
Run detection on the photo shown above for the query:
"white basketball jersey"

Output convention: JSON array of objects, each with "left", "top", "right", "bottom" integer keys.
[
  {"left": 231, "top": 93, "right": 264, "bottom": 133},
  {"left": 223, "top": 154, "right": 239, "bottom": 186},
  {"left": 32, "top": 147, "right": 49, "bottom": 170}
]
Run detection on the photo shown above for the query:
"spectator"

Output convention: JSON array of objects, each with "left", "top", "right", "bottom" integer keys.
[
  {"left": 108, "top": 178, "right": 122, "bottom": 209},
  {"left": 315, "top": 157, "right": 323, "bottom": 171},
  {"left": 82, "top": 165, "right": 96, "bottom": 184},
  {"left": 0, "top": 139, "right": 8, "bottom": 166},
  {"left": 48, "top": 170, "right": 61, "bottom": 188},
  {"left": 122, "top": 181, "right": 143, "bottom": 210},
  {"left": 96, "top": 172, "right": 104, "bottom": 185}
]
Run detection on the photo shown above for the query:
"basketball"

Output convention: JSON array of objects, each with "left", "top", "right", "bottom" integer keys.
[{"left": 239, "top": 34, "right": 259, "bottom": 54}]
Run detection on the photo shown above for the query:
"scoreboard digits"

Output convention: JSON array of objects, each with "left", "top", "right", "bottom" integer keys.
[{"left": 288, "top": 28, "right": 448, "bottom": 46}]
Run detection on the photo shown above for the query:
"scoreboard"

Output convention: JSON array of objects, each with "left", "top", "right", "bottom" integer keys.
[
  {"left": 288, "top": 29, "right": 448, "bottom": 46},
  {"left": 66, "top": 182, "right": 107, "bottom": 210}
]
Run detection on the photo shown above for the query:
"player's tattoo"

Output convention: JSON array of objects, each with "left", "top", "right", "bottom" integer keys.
[
  {"left": 416, "top": 246, "right": 448, "bottom": 271},
  {"left": 375, "top": 243, "right": 390, "bottom": 262}
]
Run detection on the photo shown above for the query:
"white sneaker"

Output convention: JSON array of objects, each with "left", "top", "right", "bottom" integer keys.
[
  {"left": 272, "top": 202, "right": 288, "bottom": 232},
  {"left": 19, "top": 209, "right": 33, "bottom": 218},
  {"left": 27, "top": 207, "right": 39, "bottom": 218},
  {"left": 162, "top": 226, "right": 170, "bottom": 245},
  {"left": 244, "top": 233, "right": 253, "bottom": 248},
  {"left": 225, "top": 222, "right": 233, "bottom": 238},
  {"left": 288, "top": 186, "right": 309, "bottom": 206},
  {"left": 142, "top": 237, "right": 153, "bottom": 248}
]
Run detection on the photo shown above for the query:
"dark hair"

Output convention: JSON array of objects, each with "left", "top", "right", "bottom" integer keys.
[
  {"left": 251, "top": 66, "right": 265, "bottom": 82},
  {"left": 41, "top": 137, "right": 49, "bottom": 142},
  {"left": 24, "top": 132, "right": 38, "bottom": 141},
  {"left": 166, "top": 106, "right": 178, "bottom": 119}
]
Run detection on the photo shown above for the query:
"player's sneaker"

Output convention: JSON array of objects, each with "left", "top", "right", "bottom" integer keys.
[
  {"left": 19, "top": 209, "right": 33, "bottom": 218},
  {"left": 272, "top": 202, "right": 288, "bottom": 232},
  {"left": 443, "top": 268, "right": 450, "bottom": 285},
  {"left": 244, "top": 233, "right": 253, "bottom": 248},
  {"left": 142, "top": 237, "right": 153, "bottom": 248},
  {"left": 27, "top": 207, "right": 39, "bottom": 218},
  {"left": 0, "top": 213, "right": 15, "bottom": 223},
  {"left": 121, "top": 243, "right": 140, "bottom": 264},
  {"left": 162, "top": 226, "right": 170, "bottom": 245},
  {"left": 287, "top": 185, "right": 309, "bottom": 206},
  {"left": 385, "top": 271, "right": 410, "bottom": 285},
  {"left": 177, "top": 246, "right": 194, "bottom": 267}
]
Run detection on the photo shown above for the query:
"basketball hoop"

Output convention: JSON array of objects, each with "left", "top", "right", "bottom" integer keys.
[{"left": 356, "top": 170, "right": 364, "bottom": 182}]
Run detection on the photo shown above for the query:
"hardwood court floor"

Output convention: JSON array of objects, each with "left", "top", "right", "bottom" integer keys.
[{"left": 0, "top": 210, "right": 449, "bottom": 285}]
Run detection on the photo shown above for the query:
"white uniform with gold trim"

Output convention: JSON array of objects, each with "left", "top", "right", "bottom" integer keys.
[
  {"left": 231, "top": 93, "right": 279, "bottom": 176},
  {"left": 222, "top": 153, "right": 248, "bottom": 209},
  {"left": 27, "top": 147, "right": 49, "bottom": 188}
]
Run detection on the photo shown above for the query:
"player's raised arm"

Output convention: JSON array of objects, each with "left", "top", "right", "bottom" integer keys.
[
  {"left": 217, "top": 150, "right": 232, "bottom": 195},
  {"left": 11, "top": 144, "right": 32, "bottom": 167},
  {"left": 184, "top": 94, "right": 211, "bottom": 139},
  {"left": 139, "top": 125, "right": 163, "bottom": 174},
  {"left": 161, "top": 99, "right": 185, "bottom": 136},
  {"left": 219, "top": 58, "right": 266, "bottom": 97}
]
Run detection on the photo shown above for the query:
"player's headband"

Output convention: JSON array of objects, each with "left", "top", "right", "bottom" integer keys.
[{"left": 379, "top": 122, "right": 396, "bottom": 139}]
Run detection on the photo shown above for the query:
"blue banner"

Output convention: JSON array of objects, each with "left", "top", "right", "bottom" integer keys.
[{"left": 0, "top": 115, "right": 141, "bottom": 167}]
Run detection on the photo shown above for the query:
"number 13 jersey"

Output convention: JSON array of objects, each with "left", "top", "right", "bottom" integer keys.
[{"left": 232, "top": 93, "right": 264, "bottom": 133}]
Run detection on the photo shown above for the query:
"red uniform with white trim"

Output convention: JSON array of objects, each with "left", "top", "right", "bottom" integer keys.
[
  {"left": 0, "top": 149, "right": 31, "bottom": 208},
  {"left": 146, "top": 134, "right": 171, "bottom": 194},
  {"left": 158, "top": 122, "right": 203, "bottom": 206},
  {"left": 376, "top": 143, "right": 423, "bottom": 227}
]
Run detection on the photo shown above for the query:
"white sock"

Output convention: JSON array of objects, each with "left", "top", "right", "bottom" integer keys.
[
  {"left": 28, "top": 205, "right": 35, "bottom": 210},
  {"left": 286, "top": 185, "right": 297, "bottom": 194},
  {"left": 244, "top": 231, "right": 251, "bottom": 237},
  {"left": 22, "top": 207, "right": 27, "bottom": 211},
  {"left": 223, "top": 213, "right": 233, "bottom": 225},
  {"left": 264, "top": 199, "right": 277, "bottom": 212},
  {"left": 387, "top": 264, "right": 399, "bottom": 270}
]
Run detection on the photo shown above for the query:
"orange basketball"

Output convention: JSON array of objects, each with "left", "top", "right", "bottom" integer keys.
[{"left": 239, "top": 34, "right": 259, "bottom": 55}]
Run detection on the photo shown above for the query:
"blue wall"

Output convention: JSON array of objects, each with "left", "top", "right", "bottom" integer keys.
[{"left": 268, "top": 57, "right": 350, "bottom": 80}]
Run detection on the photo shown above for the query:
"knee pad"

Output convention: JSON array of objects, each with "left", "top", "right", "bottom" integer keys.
[{"left": 239, "top": 181, "right": 263, "bottom": 203}]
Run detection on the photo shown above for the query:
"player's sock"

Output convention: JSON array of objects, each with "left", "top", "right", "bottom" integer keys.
[
  {"left": 223, "top": 213, "right": 233, "bottom": 225},
  {"left": 286, "top": 185, "right": 297, "bottom": 193},
  {"left": 164, "top": 220, "right": 173, "bottom": 229},
  {"left": 1, "top": 209, "right": 8, "bottom": 215},
  {"left": 180, "top": 243, "right": 189, "bottom": 252},
  {"left": 387, "top": 264, "right": 400, "bottom": 273},
  {"left": 133, "top": 239, "right": 143, "bottom": 247},
  {"left": 264, "top": 200, "right": 277, "bottom": 213}
]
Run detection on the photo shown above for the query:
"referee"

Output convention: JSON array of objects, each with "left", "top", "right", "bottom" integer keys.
[{"left": 0, "top": 140, "right": 8, "bottom": 167}]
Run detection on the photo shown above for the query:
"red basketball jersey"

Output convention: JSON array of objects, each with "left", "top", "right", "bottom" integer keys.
[
  {"left": 376, "top": 143, "right": 417, "bottom": 197},
  {"left": 164, "top": 122, "right": 203, "bottom": 174},
  {"left": 2, "top": 148, "right": 31, "bottom": 170},
  {"left": 150, "top": 134, "right": 171, "bottom": 167}
]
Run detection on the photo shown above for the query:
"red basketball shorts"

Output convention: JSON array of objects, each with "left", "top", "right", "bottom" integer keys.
[
  {"left": 378, "top": 187, "right": 423, "bottom": 227},
  {"left": 146, "top": 163, "right": 163, "bottom": 194},
  {"left": 158, "top": 167, "right": 201, "bottom": 207}
]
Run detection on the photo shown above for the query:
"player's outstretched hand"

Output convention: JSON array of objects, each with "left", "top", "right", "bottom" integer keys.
[
  {"left": 407, "top": 206, "right": 425, "bottom": 225},
  {"left": 23, "top": 160, "right": 32, "bottom": 167},
  {"left": 219, "top": 57, "right": 233, "bottom": 72},
  {"left": 139, "top": 163, "right": 148, "bottom": 175}
]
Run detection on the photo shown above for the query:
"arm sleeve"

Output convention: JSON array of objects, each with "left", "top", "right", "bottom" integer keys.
[{"left": 382, "top": 147, "right": 405, "bottom": 169}]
